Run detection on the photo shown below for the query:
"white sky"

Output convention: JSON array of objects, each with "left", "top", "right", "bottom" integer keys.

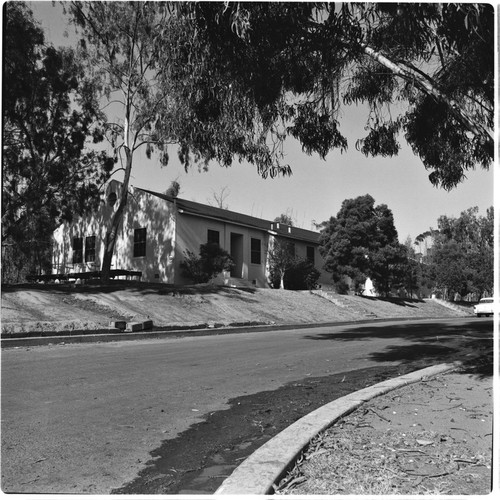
[{"left": 28, "top": 1, "right": 495, "bottom": 242}]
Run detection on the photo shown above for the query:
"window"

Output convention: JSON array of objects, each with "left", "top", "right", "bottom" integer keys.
[
  {"left": 85, "top": 236, "right": 96, "bottom": 263},
  {"left": 107, "top": 192, "right": 117, "bottom": 207},
  {"left": 72, "top": 237, "right": 83, "bottom": 264},
  {"left": 133, "top": 228, "right": 147, "bottom": 257},
  {"left": 306, "top": 246, "right": 315, "bottom": 265},
  {"left": 207, "top": 229, "right": 220, "bottom": 246},
  {"left": 251, "top": 238, "right": 261, "bottom": 264}
]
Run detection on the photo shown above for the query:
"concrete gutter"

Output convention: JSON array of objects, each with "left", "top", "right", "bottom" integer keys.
[{"left": 215, "top": 363, "right": 460, "bottom": 495}]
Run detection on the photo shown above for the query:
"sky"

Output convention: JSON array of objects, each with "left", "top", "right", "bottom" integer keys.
[{"left": 28, "top": 1, "right": 495, "bottom": 243}]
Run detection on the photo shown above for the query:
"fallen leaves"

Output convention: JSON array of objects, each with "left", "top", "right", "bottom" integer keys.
[{"left": 275, "top": 417, "right": 491, "bottom": 495}]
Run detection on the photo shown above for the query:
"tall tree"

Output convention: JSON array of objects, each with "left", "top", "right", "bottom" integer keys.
[
  {"left": 370, "top": 242, "right": 408, "bottom": 296},
  {"left": 162, "top": 2, "right": 493, "bottom": 189},
  {"left": 2, "top": 1, "right": 112, "bottom": 282},
  {"left": 268, "top": 238, "right": 296, "bottom": 289},
  {"left": 65, "top": 1, "right": 177, "bottom": 281},
  {"left": 428, "top": 207, "right": 493, "bottom": 299},
  {"left": 319, "top": 194, "right": 406, "bottom": 294},
  {"left": 401, "top": 236, "right": 422, "bottom": 298}
]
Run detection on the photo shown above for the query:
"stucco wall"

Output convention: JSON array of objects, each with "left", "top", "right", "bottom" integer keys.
[
  {"left": 302, "top": 244, "right": 331, "bottom": 285},
  {"left": 52, "top": 180, "right": 176, "bottom": 283},
  {"left": 52, "top": 180, "right": 331, "bottom": 288},
  {"left": 174, "top": 213, "right": 271, "bottom": 287}
]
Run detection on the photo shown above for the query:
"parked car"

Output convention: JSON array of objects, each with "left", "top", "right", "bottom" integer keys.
[{"left": 473, "top": 297, "right": 495, "bottom": 317}]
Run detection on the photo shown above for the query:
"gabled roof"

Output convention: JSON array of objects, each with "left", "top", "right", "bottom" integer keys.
[{"left": 136, "top": 187, "right": 320, "bottom": 244}]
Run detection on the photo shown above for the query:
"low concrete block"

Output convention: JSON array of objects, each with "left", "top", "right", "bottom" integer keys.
[
  {"left": 109, "top": 321, "right": 127, "bottom": 330},
  {"left": 127, "top": 322, "right": 143, "bottom": 332}
]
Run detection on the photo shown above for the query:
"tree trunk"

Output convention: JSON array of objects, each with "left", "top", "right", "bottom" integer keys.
[{"left": 101, "top": 148, "right": 133, "bottom": 283}]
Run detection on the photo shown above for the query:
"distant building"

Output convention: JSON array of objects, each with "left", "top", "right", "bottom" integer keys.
[{"left": 52, "top": 180, "right": 331, "bottom": 287}]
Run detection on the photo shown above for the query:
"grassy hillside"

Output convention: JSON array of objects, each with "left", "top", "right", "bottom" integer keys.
[{"left": 1, "top": 282, "right": 472, "bottom": 336}]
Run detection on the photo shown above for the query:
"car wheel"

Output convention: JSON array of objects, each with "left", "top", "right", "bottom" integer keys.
[{"left": 477, "top": 313, "right": 482, "bottom": 317}]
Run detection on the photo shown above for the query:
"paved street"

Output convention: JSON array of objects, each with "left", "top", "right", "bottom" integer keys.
[{"left": 1, "top": 317, "right": 491, "bottom": 494}]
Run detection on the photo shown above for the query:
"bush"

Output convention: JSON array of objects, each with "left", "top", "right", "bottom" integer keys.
[
  {"left": 335, "top": 280, "right": 350, "bottom": 295},
  {"left": 269, "top": 258, "right": 321, "bottom": 290},
  {"left": 180, "top": 242, "right": 234, "bottom": 283}
]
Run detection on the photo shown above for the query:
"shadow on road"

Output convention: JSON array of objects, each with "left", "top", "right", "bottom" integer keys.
[
  {"left": 303, "top": 319, "right": 493, "bottom": 379},
  {"left": 111, "top": 319, "right": 492, "bottom": 495}
]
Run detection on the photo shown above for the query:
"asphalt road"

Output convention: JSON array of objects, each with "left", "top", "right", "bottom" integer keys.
[{"left": 1, "top": 317, "right": 490, "bottom": 494}]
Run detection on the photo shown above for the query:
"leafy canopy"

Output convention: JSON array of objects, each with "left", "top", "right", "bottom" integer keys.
[
  {"left": 319, "top": 194, "right": 406, "bottom": 294},
  {"left": 427, "top": 207, "right": 493, "bottom": 298},
  {"left": 162, "top": 2, "right": 493, "bottom": 189}
]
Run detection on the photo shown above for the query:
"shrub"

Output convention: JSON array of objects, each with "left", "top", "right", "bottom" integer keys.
[
  {"left": 269, "top": 257, "right": 321, "bottom": 290},
  {"left": 180, "top": 242, "right": 234, "bottom": 283},
  {"left": 335, "top": 280, "right": 350, "bottom": 295}
]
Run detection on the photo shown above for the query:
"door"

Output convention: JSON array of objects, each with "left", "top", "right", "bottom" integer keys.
[{"left": 230, "top": 233, "right": 244, "bottom": 278}]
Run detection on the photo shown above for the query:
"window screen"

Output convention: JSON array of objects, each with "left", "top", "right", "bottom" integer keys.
[
  {"left": 134, "top": 228, "right": 147, "bottom": 257},
  {"left": 72, "top": 237, "right": 83, "bottom": 264},
  {"left": 306, "top": 246, "right": 315, "bottom": 265},
  {"left": 85, "top": 236, "right": 96, "bottom": 263},
  {"left": 207, "top": 229, "right": 220, "bottom": 246},
  {"left": 251, "top": 238, "right": 261, "bottom": 264}
]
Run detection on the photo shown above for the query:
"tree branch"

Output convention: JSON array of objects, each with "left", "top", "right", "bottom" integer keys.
[{"left": 361, "top": 44, "right": 493, "bottom": 145}]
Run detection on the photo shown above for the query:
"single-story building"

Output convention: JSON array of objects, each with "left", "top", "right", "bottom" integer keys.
[{"left": 52, "top": 179, "right": 331, "bottom": 287}]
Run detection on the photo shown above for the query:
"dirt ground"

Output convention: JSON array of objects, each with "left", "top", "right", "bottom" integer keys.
[
  {"left": 276, "top": 370, "right": 493, "bottom": 496},
  {"left": 1, "top": 283, "right": 471, "bottom": 335}
]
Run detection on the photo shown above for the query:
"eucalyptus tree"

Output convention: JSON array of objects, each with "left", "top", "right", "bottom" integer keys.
[
  {"left": 161, "top": 2, "right": 493, "bottom": 189},
  {"left": 2, "top": 1, "right": 112, "bottom": 282},
  {"left": 65, "top": 1, "right": 179, "bottom": 281},
  {"left": 430, "top": 207, "right": 494, "bottom": 298}
]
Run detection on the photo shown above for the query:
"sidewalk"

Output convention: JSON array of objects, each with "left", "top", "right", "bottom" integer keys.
[{"left": 217, "top": 365, "right": 494, "bottom": 496}]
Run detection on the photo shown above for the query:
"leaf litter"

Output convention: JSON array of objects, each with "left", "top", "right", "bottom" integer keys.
[{"left": 275, "top": 374, "right": 492, "bottom": 496}]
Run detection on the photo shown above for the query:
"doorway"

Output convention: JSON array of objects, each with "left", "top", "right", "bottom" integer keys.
[{"left": 230, "top": 233, "right": 244, "bottom": 278}]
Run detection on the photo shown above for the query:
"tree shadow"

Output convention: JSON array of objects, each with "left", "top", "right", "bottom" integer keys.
[
  {"left": 0, "top": 281, "right": 258, "bottom": 297},
  {"left": 304, "top": 320, "right": 493, "bottom": 379}
]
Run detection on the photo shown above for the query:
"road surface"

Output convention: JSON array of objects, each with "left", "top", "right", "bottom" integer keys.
[{"left": 1, "top": 317, "right": 491, "bottom": 494}]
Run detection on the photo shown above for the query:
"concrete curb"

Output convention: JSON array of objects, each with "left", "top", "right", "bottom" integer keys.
[{"left": 215, "top": 362, "right": 460, "bottom": 495}]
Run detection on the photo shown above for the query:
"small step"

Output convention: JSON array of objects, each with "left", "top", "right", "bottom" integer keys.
[
  {"left": 210, "top": 275, "right": 256, "bottom": 288},
  {"left": 224, "top": 277, "right": 256, "bottom": 288}
]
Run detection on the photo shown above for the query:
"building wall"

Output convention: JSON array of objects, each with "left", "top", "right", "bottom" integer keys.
[
  {"left": 52, "top": 180, "right": 331, "bottom": 288},
  {"left": 52, "top": 180, "right": 176, "bottom": 283},
  {"left": 266, "top": 234, "right": 331, "bottom": 287},
  {"left": 174, "top": 213, "right": 271, "bottom": 287}
]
